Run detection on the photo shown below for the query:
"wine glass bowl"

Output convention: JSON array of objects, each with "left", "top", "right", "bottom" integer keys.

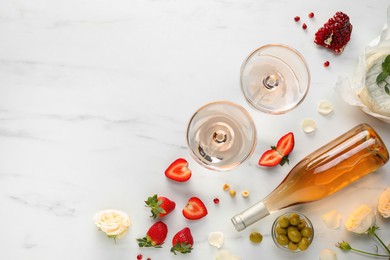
[
  {"left": 240, "top": 44, "right": 310, "bottom": 114},
  {"left": 186, "top": 101, "right": 257, "bottom": 171}
]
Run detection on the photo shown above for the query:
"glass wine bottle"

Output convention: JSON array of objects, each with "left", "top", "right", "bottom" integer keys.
[{"left": 231, "top": 123, "right": 389, "bottom": 231}]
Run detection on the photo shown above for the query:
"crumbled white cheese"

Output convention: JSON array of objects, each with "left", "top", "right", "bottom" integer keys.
[
  {"left": 208, "top": 231, "right": 224, "bottom": 248},
  {"left": 321, "top": 210, "right": 342, "bottom": 229}
]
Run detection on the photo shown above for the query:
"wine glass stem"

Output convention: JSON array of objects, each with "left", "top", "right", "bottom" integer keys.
[{"left": 263, "top": 74, "right": 279, "bottom": 90}]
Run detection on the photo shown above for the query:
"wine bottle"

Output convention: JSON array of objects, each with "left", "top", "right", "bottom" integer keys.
[{"left": 231, "top": 123, "right": 389, "bottom": 231}]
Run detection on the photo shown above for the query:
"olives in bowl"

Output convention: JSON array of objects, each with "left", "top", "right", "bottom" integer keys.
[{"left": 271, "top": 212, "right": 314, "bottom": 252}]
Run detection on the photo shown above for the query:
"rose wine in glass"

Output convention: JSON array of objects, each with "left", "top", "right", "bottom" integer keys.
[
  {"left": 232, "top": 123, "right": 389, "bottom": 231},
  {"left": 186, "top": 101, "right": 257, "bottom": 171},
  {"left": 240, "top": 44, "right": 310, "bottom": 114}
]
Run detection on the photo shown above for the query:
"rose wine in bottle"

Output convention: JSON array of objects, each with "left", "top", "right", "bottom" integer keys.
[{"left": 231, "top": 123, "right": 389, "bottom": 231}]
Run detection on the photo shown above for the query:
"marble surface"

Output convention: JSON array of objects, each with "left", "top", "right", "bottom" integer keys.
[{"left": 1, "top": 0, "right": 390, "bottom": 259}]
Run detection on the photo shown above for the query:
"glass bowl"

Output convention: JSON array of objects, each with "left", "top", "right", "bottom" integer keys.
[{"left": 271, "top": 212, "right": 314, "bottom": 252}]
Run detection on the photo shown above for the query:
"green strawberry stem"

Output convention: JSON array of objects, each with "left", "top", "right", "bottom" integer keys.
[
  {"left": 170, "top": 242, "right": 192, "bottom": 255},
  {"left": 136, "top": 237, "right": 163, "bottom": 248}
]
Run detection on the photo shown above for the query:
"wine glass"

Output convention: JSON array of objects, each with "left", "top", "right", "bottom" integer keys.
[
  {"left": 240, "top": 44, "right": 310, "bottom": 114},
  {"left": 186, "top": 101, "right": 257, "bottom": 171}
]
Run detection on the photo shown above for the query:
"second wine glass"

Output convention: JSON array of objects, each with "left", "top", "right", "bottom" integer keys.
[
  {"left": 186, "top": 101, "right": 257, "bottom": 171},
  {"left": 240, "top": 44, "right": 310, "bottom": 114}
]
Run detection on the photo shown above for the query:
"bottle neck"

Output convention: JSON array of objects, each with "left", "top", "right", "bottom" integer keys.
[{"left": 231, "top": 201, "right": 270, "bottom": 231}]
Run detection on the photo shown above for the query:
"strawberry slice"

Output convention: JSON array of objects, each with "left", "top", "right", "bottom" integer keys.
[
  {"left": 145, "top": 194, "right": 176, "bottom": 219},
  {"left": 258, "top": 132, "right": 295, "bottom": 167},
  {"left": 165, "top": 158, "right": 192, "bottom": 182},
  {"left": 136, "top": 221, "right": 168, "bottom": 248},
  {"left": 182, "top": 197, "right": 208, "bottom": 220},
  {"left": 275, "top": 132, "right": 295, "bottom": 156},
  {"left": 258, "top": 149, "right": 282, "bottom": 167},
  {"left": 170, "top": 227, "right": 194, "bottom": 255}
]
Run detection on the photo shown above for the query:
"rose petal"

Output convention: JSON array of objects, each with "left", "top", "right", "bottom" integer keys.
[
  {"left": 208, "top": 231, "right": 224, "bottom": 248},
  {"left": 302, "top": 119, "right": 317, "bottom": 133},
  {"left": 318, "top": 100, "right": 334, "bottom": 115},
  {"left": 321, "top": 210, "right": 342, "bottom": 229},
  {"left": 319, "top": 249, "right": 337, "bottom": 260}
]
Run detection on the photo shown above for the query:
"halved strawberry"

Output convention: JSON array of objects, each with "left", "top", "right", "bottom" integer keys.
[
  {"left": 258, "top": 132, "right": 295, "bottom": 167},
  {"left": 275, "top": 132, "right": 295, "bottom": 156},
  {"left": 165, "top": 158, "right": 192, "bottom": 182},
  {"left": 170, "top": 227, "right": 194, "bottom": 255},
  {"left": 145, "top": 194, "right": 176, "bottom": 219},
  {"left": 182, "top": 197, "right": 208, "bottom": 220},
  {"left": 136, "top": 221, "right": 168, "bottom": 248},
  {"left": 258, "top": 149, "right": 282, "bottom": 167}
]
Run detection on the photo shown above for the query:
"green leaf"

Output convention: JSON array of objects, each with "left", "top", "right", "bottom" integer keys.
[
  {"left": 384, "top": 54, "right": 390, "bottom": 64},
  {"left": 376, "top": 71, "right": 389, "bottom": 84},
  {"left": 385, "top": 85, "right": 390, "bottom": 95},
  {"left": 382, "top": 54, "right": 390, "bottom": 72}
]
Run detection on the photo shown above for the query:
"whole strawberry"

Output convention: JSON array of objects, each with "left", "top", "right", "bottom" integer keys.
[
  {"left": 137, "top": 221, "right": 168, "bottom": 248},
  {"left": 170, "top": 227, "right": 194, "bottom": 255},
  {"left": 145, "top": 194, "right": 176, "bottom": 219},
  {"left": 314, "top": 12, "right": 352, "bottom": 54}
]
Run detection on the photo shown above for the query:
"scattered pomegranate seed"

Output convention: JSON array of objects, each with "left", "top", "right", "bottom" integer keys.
[
  {"left": 137, "top": 254, "right": 143, "bottom": 260},
  {"left": 294, "top": 16, "right": 300, "bottom": 22},
  {"left": 213, "top": 198, "right": 220, "bottom": 204},
  {"left": 308, "top": 12, "right": 314, "bottom": 18},
  {"left": 302, "top": 23, "right": 307, "bottom": 30},
  {"left": 147, "top": 258, "right": 151, "bottom": 260},
  {"left": 324, "top": 61, "right": 330, "bottom": 67}
]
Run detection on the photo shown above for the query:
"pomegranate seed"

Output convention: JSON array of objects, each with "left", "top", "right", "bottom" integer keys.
[
  {"left": 308, "top": 12, "right": 314, "bottom": 18},
  {"left": 324, "top": 61, "right": 330, "bottom": 67},
  {"left": 213, "top": 198, "right": 220, "bottom": 204},
  {"left": 302, "top": 23, "right": 307, "bottom": 30},
  {"left": 294, "top": 16, "right": 300, "bottom": 22},
  {"left": 147, "top": 258, "right": 151, "bottom": 260},
  {"left": 137, "top": 254, "right": 143, "bottom": 260}
]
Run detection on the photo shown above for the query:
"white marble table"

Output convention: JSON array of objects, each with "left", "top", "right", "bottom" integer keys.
[{"left": 1, "top": 0, "right": 390, "bottom": 259}]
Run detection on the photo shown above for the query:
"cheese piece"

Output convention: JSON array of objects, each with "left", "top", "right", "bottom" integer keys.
[{"left": 358, "top": 51, "right": 390, "bottom": 117}]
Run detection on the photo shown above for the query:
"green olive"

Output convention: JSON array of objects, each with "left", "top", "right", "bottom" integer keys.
[
  {"left": 288, "top": 241, "right": 298, "bottom": 251},
  {"left": 289, "top": 214, "right": 300, "bottom": 226},
  {"left": 297, "top": 219, "right": 307, "bottom": 230},
  {"left": 275, "top": 226, "right": 287, "bottom": 235},
  {"left": 278, "top": 216, "right": 290, "bottom": 228},
  {"left": 287, "top": 226, "right": 298, "bottom": 233},
  {"left": 287, "top": 229, "right": 302, "bottom": 243},
  {"left": 298, "top": 237, "right": 310, "bottom": 250},
  {"left": 276, "top": 234, "right": 289, "bottom": 246},
  {"left": 249, "top": 231, "right": 263, "bottom": 243},
  {"left": 300, "top": 226, "right": 313, "bottom": 238}
]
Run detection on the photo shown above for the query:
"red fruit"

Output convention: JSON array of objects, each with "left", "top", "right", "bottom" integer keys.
[
  {"left": 182, "top": 197, "right": 208, "bottom": 220},
  {"left": 294, "top": 16, "right": 300, "bottom": 22},
  {"left": 213, "top": 198, "right": 220, "bottom": 204},
  {"left": 145, "top": 194, "right": 176, "bottom": 219},
  {"left": 258, "top": 132, "right": 295, "bottom": 167},
  {"left": 308, "top": 12, "right": 314, "bottom": 18},
  {"left": 302, "top": 23, "right": 307, "bottom": 30},
  {"left": 258, "top": 149, "right": 282, "bottom": 167},
  {"left": 170, "top": 227, "right": 194, "bottom": 255},
  {"left": 314, "top": 12, "right": 352, "bottom": 53},
  {"left": 324, "top": 61, "right": 330, "bottom": 67},
  {"left": 137, "top": 255, "right": 143, "bottom": 260},
  {"left": 165, "top": 158, "right": 192, "bottom": 182},
  {"left": 136, "top": 221, "right": 168, "bottom": 248},
  {"left": 275, "top": 132, "right": 295, "bottom": 156}
]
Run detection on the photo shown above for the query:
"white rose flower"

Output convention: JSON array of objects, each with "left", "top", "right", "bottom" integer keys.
[
  {"left": 377, "top": 187, "right": 390, "bottom": 218},
  {"left": 94, "top": 209, "right": 131, "bottom": 239},
  {"left": 345, "top": 205, "right": 376, "bottom": 234}
]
